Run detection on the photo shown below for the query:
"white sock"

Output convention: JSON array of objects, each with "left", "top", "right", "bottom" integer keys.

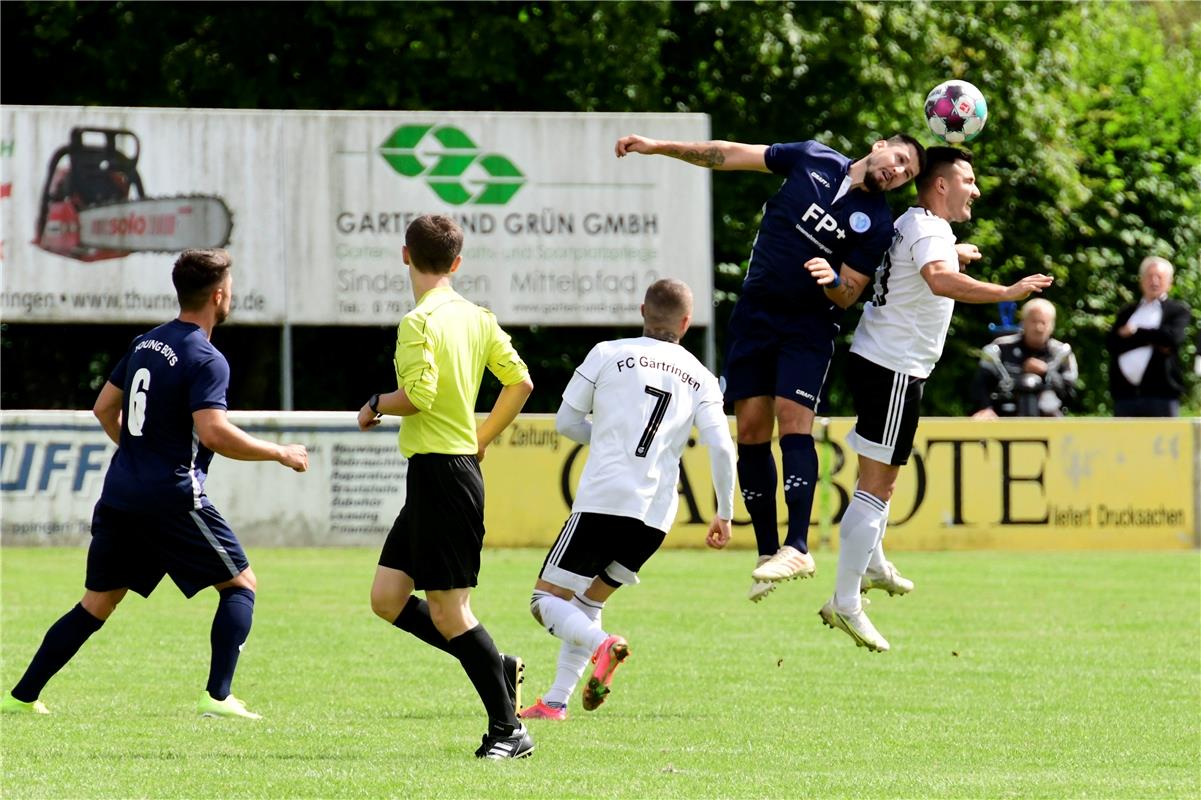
[
  {"left": 542, "top": 594, "right": 606, "bottom": 708},
  {"left": 570, "top": 593, "right": 603, "bottom": 624},
  {"left": 866, "top": 519, "right": 889, "bottom": 573},
  {"left": 530, "top": 591, "right": 608, "bottom": 651},
  {"left": 543, "top": 642, "right": 592, "bottom": 707},
  {"left": 835, "top": 490, "right": 890, "bottom": 611}
]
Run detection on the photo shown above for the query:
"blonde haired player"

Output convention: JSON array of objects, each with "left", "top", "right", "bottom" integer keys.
[{"left": 520, "top": 278, "right": 736, "bottom": 719}]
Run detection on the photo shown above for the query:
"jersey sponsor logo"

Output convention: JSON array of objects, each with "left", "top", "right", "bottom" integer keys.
[
  {"left": 799, "top": 202, "right": 846, "bottom": 241},
  {"left": 809, "top": 171, "right": 831, "bottom": 188},
  {"left": 849, "top": 211, "right": 872, "bottom": 233}
]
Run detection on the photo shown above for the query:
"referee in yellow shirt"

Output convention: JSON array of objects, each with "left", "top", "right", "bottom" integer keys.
[{"left": 357, "top": 214, "right": 535, "bottom": 760}]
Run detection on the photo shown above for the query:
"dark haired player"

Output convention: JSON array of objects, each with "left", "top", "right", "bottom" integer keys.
[
  {"left": 358, "top": 214, "right": 536, "bottom": 759},
  {"left": 2, "top": 249, "right": 309, "bottom": 719},
  {"left": 616, "top": 131, "right": 925, "bottom": 602},
  {"left": 806, "top": 147, "right": 1052, "bottom": 651}
]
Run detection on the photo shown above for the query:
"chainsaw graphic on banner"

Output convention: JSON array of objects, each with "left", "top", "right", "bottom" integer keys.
[{"left": 34, "top": 127, "right": 233, "bottom": 262}]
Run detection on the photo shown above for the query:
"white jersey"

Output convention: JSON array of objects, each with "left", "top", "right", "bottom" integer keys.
[
  {"left": 563, "top": 336, "right": 727, "bottom": 532},
  {"left": 850, "top": 206, "right": 959, "bottom": 378}
]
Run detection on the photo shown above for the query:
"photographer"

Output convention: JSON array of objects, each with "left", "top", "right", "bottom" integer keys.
[{"left": 971, "top": 298, "right": 1078, "bottom": 418}]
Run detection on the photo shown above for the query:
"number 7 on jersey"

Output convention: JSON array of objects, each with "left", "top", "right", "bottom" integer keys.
[{"left": 636, "top": 386, "right": 672, "bottom": 457}]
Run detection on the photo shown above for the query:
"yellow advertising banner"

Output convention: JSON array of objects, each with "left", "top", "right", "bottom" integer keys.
[{"left": 482, "top": 416, "right": 1198, "bottom": 551}]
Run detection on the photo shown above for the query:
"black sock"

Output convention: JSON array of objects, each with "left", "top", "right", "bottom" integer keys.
[
  {"left": 206, "top": 587, "right": 255, "bottom": 700},
  {"left": 393, "top": 595, "right": 452, "bottom": 655},
  {"left": 737, "top": 442, "right": 779, "bottom": 556},
  {"left": 780, "top": 433, "right": 818, "bottom": 554},
  {"left": 12, "top": 604, "right": 104, "bottom": 702},
  {"left": 446, "top": 625, "right": 518, "bottom": 736}
]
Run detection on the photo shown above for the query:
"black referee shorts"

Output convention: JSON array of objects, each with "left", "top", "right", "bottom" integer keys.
[{"left": 379, "top": 453, "right": 485, "bottom": 591}]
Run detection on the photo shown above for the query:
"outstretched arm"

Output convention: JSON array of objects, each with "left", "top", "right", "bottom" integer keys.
[
  {"left": 921, "top": 260, "right": 1053, "bottom": 303},
  {"left": 194, "top": 409, "right": 308, "bottom": 471},
  {"left": 615, "top": 134, "right": 770, "bottom": 172}
]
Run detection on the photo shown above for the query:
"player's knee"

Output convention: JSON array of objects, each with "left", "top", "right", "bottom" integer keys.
[
  {"left": 369, "top": 587, "right": 402, "bottom": 621},
  {"left": 81, "top": 589, "right": 126, "bottom": 620},
  {"left": 425, "top": 600, "right": 466, "bottom": 637}
]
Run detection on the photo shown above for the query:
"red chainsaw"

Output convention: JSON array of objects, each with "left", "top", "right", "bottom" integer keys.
[{"left": 33, "top": 127, "right": 233, "bottom": 262}]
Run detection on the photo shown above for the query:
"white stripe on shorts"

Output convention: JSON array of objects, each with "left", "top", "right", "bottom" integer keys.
[
  {"left": 546, "top": 512, "right": 581, "bottom": 569},
  {"left": 883, "top": 371, "right": 906, "bottom": 447},
  {"left": 189, "top": 510, "right": 239, "bottom": 576}
]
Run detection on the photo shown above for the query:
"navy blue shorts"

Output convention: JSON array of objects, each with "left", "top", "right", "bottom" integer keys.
[
  {"left": 86, "top": 502, "right": 249, "bottom": 599},
  {"left": 722, "top": 296, "right": 840, "bottom": 410}
]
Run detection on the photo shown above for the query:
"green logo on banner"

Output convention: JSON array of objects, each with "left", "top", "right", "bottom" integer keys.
[{"left": 379, "top": 125, "right": 525, "bottom": 205}]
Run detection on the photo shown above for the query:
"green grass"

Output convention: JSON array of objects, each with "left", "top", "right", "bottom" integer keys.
[{"left": 3, "top": 547, "right": 1199, "bottom": 799}]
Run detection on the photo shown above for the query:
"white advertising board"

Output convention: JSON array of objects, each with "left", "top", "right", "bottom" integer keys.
[{"left": 0, "top": 107, "right": 712, "bottom": 326}]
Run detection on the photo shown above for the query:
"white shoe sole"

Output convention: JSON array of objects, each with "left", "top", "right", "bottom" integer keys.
[
  {"left": 748, "top": 580, "right": 777, "bottom": 603},
  {"left": 818, "top": 606, "right": 889, "bottom": 653}
]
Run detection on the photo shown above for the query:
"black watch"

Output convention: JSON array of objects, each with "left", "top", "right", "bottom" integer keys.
[{"left": 368, "top": 393, "right": 381, "bottom": 414}]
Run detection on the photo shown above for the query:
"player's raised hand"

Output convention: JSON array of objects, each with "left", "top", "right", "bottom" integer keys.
[
  {"left": 956, "top": 242, "right": 982, "bottom": 267},
  {"left": 705, "top": 516, "right": 732, "bottom": 549},
  {"left": 615, "top": 134, "right": 657, "bottom": 158},
  {"left": 804, "top": 257, "right": 838, "bottom": 286},
  {"left": 278, "top": 443, "right": 309, "bottom": 472},
  {"left": 1005, "top": 273, "right": 1054, "bottom": 301}
]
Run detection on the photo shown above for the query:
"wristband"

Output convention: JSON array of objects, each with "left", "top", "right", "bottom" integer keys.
[
  {"left": 828, "top": 273, "right": 842, "bottom": 289},
  {"left": 368, "top": 393, "right": 381, "bottom": 414}
]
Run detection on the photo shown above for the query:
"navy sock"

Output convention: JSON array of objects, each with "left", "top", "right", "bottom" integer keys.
[
  {"left": 206, "top": 587, "right": 255, "bottom": 701},
  {"left": 780, "top": 433, "right": 818, "bottom": 554},
  {"left": 12, "top": 603, "right": 104, "bottom": 702},
  {"left": 446, "top": 625, "right": 518, "bottom": 736},
  {"left": 393, "top": 595, "right": 452, "bottom": 655},
  {"left": 737, "top": 442, "right": 779, "bottom": 557}
]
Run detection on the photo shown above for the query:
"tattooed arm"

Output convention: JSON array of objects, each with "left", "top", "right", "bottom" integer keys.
[
  {"left": 615, "top": 134, "right": 770, "bottom": 172},
  {"left": 804, "top": 258, "right": 871, "bottom": 310}
]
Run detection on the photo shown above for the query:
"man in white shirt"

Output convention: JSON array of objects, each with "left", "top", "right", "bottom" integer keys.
[
  {"left": 519, "top": 278, "right": 736, "bottom": 718},
  {"left": 1106, "top": 257, "right": 1192, "bottom": 417},
  {"left": 804, "top": 147, "right": 1053, "bottom": 652}
]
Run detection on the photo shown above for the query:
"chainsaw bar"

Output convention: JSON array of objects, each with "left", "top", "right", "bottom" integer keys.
[{"left": 78, "top": 195, "right": 234, "bottom": 253}]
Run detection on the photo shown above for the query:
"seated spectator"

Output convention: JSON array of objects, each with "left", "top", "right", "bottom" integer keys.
[
  {"left": 971, "top": 298, "right": 1078, "bottom": 417},
  {"left": 1106, "top": 256, "right": 1192, "bottom": 417}
]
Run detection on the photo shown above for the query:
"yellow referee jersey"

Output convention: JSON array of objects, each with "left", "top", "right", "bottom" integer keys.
[{"left": 394, "top": 286, "right": 529, "bottom": 457}]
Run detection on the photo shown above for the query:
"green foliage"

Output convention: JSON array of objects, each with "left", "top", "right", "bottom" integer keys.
[
  {"left": 3, "top": 547, "right": 1200, "bottom": 798},
  {"left": 1, "top": 1, "right": 1197, "bottom": 413}
]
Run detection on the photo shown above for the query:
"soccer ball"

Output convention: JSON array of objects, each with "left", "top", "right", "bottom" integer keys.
[{"left": 924, "top": 80, "right": 988, "bottom": 144}]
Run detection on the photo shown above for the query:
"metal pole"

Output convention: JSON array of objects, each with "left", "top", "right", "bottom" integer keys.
[
  {"left": 280, "top": 322, "right": 294, "bottom": 411},
  {"left": 1194, "top": 418, "right": 1200, "bottom": 549}
]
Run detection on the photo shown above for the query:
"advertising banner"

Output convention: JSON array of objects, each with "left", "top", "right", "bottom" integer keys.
[
  {"left": 2, "top": 412, "right": 1196, "bottom": 550},
  {"left": 0, "top": 107, "right": 712, "bottom": 326}
]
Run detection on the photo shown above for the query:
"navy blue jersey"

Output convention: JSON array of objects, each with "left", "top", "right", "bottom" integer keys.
[
  {"left": 100, "top": 319, "right": 229, "bottom": 512},
  {"left": 741, "top": 140, "right": 895, "bottom": 312}
]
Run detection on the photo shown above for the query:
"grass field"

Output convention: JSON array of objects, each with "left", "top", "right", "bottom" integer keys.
[{"left": 2, "top": 547, "right": 1199, "bottom": 799}]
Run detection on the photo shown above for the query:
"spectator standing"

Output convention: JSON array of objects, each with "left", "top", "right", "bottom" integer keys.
[{"left": 1106, "top": 256, "right": 1192, "bottom": 417}]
